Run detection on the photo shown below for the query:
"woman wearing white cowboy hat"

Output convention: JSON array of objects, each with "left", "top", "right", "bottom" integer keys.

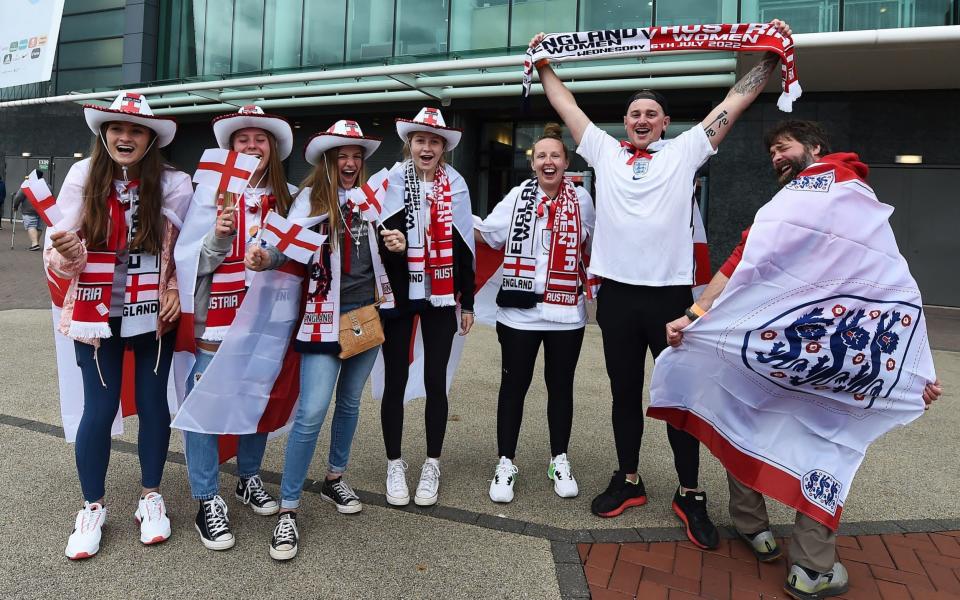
[
  {"left": 246, "top": 119, "right": 406, "bottom": 560},
  {"left": 173, "top": 104, "right": 297, "bottom": 551},
  {"left": 377, "top": 107, "right": 476, "bottom": 508},
  {"left": 45, "top": 91, "right": 193, "bottom": 559}
]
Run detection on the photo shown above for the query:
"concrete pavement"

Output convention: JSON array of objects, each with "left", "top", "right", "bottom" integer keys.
[{"left": 1, "top": 245, "right": 958, "bottom": 599}]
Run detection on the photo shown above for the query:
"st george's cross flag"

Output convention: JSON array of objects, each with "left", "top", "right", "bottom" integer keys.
[
  {"left": 21, "top": 170, "right": 64, "bottom": 227},
  {"left": 347, "top": 167, "right": 389, "bottom": 224},
  {"left": 648, "top": 154, "right": 936, "bottom": 531},
  {"left": 193, "top": 149, "right": 261, "bottom": 195},
  {"left": 260, "top": 210, "right": 327, "bottom": 264}
]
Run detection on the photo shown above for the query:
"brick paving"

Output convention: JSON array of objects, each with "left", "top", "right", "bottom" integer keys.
[{"left": 580, "top": 530, "right": 960, "bottom": 599}]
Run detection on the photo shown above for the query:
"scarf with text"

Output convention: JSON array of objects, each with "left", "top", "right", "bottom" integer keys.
[
  {"left": 202, "top": 192, "right": 248, "bottom": 341},
  {"left": 524, "top": 24, "right": 801, "bottom": 112},
  {"left": 499, "top": 177, "right": 583, "bottom": 323},
  {"left": 403, "top": 160, "right": 455, "bottom": 307},
  {"left": 69, "top": 181, "right": 161, "bottom": 339}
]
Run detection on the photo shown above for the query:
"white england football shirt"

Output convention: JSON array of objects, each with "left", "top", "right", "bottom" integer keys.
[{"left": 576, "top": 122, "right": 715, "bottom": 286}]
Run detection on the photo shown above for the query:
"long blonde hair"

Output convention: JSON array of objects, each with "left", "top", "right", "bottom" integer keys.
[
  {"left": 297, "top": 148, "right": 367, "bottom": 249},
  {"left": 229, "top": 131, "right": 293, "bottom": 217}
]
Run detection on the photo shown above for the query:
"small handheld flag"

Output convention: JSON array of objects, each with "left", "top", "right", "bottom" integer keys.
[
  {"left": 21, "top": 170, "right": 63, "bottom": 228},
  {"left": 193, "top": 149, "right": 261, "bottom": 194}
]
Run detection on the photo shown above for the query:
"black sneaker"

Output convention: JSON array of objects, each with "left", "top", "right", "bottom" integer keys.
[
  {"left": 28, "top": 244, "right": 41, "bottom": 251},
  {"left": 590, "top": 471, "right": 648, "bottom": 518},
  {"left": 672, "top": 487, "right": 720, "bottom": 549},
  {"left": 321, "top": 476, "right": 363, "bottom": 514},
  {"left": 270, "top": 512, "right": 299, "bottom": 561},
  {"left": 236, "top": 474, "right": 279, "bottom": 516},
  {"left": 194, "top": 495, "right": 235, "bottom": 551}
]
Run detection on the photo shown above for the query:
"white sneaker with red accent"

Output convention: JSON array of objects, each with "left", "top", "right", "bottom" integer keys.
[
  {"left": 134, "top": 492, "right": 171, "bottom": 545},
  {"left": 65, "top": 502, "right": 107, "bottom": 560}
]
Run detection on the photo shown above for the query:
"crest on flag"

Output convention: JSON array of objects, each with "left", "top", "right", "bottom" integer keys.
[
  {"left": 801, "top": 469, "right": 842, "bottom": 515},
  {"left": 744, "top": 296, "right": 921, "bottom": 408}
]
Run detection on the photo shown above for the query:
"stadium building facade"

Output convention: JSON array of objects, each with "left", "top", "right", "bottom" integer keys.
[{"left": 1, "top": 0, "right": 958, "bottom": 305}]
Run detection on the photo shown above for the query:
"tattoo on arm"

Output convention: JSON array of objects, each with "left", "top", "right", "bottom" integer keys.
[
  {"left": 704, "top": 110, "right": 729, "bottom": 138},
  {"left": 731, "top": 53, "right": 779, "bottom": 96}
]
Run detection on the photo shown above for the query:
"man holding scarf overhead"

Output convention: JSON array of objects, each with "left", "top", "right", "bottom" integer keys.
[{"left": 527, "top": 19, "right": 792, "bottom": 549}]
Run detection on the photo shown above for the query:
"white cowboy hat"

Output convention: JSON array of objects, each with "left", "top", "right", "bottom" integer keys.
[
  {"left": 395, "top": 107, "right": 461, "bottom": 151},
  {"left": 212, "top": 104, "right": 294, "bottom": 160},
  {"left": 304, "top": 119, "right": 381, "bottom": 165},
  {"left": 83, "top": 92, "right": 177, "bottom": 148}
]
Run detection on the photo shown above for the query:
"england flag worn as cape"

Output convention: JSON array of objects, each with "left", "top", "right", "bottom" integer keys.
[{"left": 648, "top": 153, "right": 936, "bottom": 531}]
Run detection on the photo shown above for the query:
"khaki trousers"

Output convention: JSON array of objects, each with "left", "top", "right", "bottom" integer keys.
[{"left": 727, "top": 472, "right": 837, "bottom": 573}]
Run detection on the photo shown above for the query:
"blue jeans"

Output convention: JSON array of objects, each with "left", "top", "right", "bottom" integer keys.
[
  {"left": 279, "top": 302, "right": 380, "bottom": 509},
  {"left": 74, "top": 318, "right": 174, "bottom": 503},
  {"left": 183, "top": 348, "right": 268, "bottom": 500}
]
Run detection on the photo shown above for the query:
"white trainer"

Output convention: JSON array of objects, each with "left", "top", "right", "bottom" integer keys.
[
  {"left": 489, "top": 457, "right": 518, "bottom": 503},
  {"left": 134, "top": 492, "right": 171, "bottom": 545},
  {"left": 65, "top": 502, "right": 107, "bottom": 560},
  {"left": 414, "top": 458, "right": 441, "bottom": 506},
  {"left": 549, "top": 453, "right": 579, "bottom": 498},
  {"left": 386, "top": 458, "right": 410, "bottom": 506}
]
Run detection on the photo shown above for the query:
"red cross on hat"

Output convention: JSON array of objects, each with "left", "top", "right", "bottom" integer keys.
[
  {"left": 344, "top": 120, "right": 361, "bottom": 136},
  {"left": 422, "top": 108, "right": 440, "bottom": 125},
  {"left": 121, "top": 94, "right": 142, "bottom": 113}
]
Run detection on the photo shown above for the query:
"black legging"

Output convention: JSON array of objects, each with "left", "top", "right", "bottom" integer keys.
[
  {"left": 380, "top": 306, "right": 457, "bottom": 460},
  {"left": 495, "top": 322, "right": 584, "bottom": 459},
  {"left": 595, "top": 280, "right": 701, "bottom": 489}
]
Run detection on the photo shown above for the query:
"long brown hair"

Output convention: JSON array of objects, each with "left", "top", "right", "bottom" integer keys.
[
  {"left": 297, "top": 148, "right": 367, "bottom": 249},
  {"left": 229, "top": 131, "right": 293, "bottom": 217},
  {"left": 81, "top": 125, "right": 167, "bottom": 253}
]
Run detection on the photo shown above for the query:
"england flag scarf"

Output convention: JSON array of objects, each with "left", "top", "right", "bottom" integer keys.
[
  {"left": 648, "top": 154, "right": 936, "bottom": 530},
  {"left": 498, "top": 177, "right": 583, "bottom": 323},
  {"left": 403, "top": 160, "right": 455, "bottom": 306},
  {"left": 202, "top": 192, "right": 249, "bottom": 341},
  {"left": 69, "top": 181, "right": 160, "bottom": 339},
  {"left": 524, "top": 24, "right": 801, "bottom": 112}
]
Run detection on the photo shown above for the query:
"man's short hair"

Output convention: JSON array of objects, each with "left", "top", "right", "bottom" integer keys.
[
  {"left": 763, "top": 120, "right": 831, "bottom": 156},
  {"left": 625, "top": 89, "right": 669, "bottom": 116}
]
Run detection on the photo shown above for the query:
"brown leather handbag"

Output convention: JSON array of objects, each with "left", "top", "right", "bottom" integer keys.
[{"left": 338, "top": 302, "right": 384, "bottom": 359}]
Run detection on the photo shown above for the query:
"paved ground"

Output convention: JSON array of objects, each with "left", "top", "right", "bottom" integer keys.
[{"left": 1, "top": 244, "right": 958, "bottom": 599}]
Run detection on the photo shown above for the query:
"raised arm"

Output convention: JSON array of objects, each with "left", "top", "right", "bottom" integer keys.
[
  {"left": 530, "top": 33, "right": 591, "bottom": 146},
  {"left": 700, "top": 20, "right": 792, "bottom": 149}
]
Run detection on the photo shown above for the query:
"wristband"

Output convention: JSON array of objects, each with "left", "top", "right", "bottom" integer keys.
[
  {"left": 535, "top": 59, "right": 549, "bottom": 69},
  {"left": 689, "top": 303, "right": 706, "bottom": 317},
  {"left": 684, "top": 308, "right": 700, "bottom": 322}
]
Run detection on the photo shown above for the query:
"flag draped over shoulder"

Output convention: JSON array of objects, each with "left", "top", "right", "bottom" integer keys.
[
  {"left": 648, "top": 154, "right": 936, "bottom": 530},
  {"left": 523, "top": 24, "right": 801, "bottom": 111}
]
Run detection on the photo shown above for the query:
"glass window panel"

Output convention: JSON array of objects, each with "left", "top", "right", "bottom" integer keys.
[
  {"left": 579, "top": 0, "right": 652, "bottom": 31},
  {"left": 396, "top": 0, "right": 448, "bottom": 56},
  {"left": 510, "top": 0, "right": 576, "bottom": 47},
  {"left": 843, "top": 0, "right": 953, "bottom": 30},
  {"left": 450, "top": 0, "right": 509, "bottom": 52},
  {"left": 346, "top": 0, "right": 396, "bottom": 62},
  {"left": 303, "top": 1, "right": 346, "bottom": 65},
  {"left": 202, "top": 0, "right": 234, "bottom": 74},
  {"left": 231, "top": 0, "right": 264, "bottom": 72},
  {"left": 156, "top": 0, "right": 180, "bottom": 79},
  {"left": 57, "top": 38, "right": 122, "bottom": 69},
  {"left": 655, "top": 0, "right": 724, "bottom": 25},
  {"left": 185, "top": 0, "right": 207, "bottom": 77},
  {"left": 63, "top": 0, "right": 125, "bottom": 15},
  {"left": 55, "top": 66, "right": 122, "bottom": 93},
  {"left": 741, "top": 0, "right": 839, "bottom": 33},
  {"left": 60, "top": 9, "right": 125, "bottom": 42},
  {"left": 263, "top": 0, "right": 302, "bottom": 69}
]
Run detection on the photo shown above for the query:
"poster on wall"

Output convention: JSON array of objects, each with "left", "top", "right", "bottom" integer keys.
[{"left": 0, "top": 0, "right": 65, "bottom": 89}]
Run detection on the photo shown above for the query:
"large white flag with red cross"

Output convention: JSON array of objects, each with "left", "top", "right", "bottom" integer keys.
[
  {"left": 21, "top": 170, "right": 63, "bottom": 227},
  {"left": 193, "top": 149, "right": 261, "bottom": 195},
  {"left": 260, "top": 210, "right": 327, "bottom": 264}
]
